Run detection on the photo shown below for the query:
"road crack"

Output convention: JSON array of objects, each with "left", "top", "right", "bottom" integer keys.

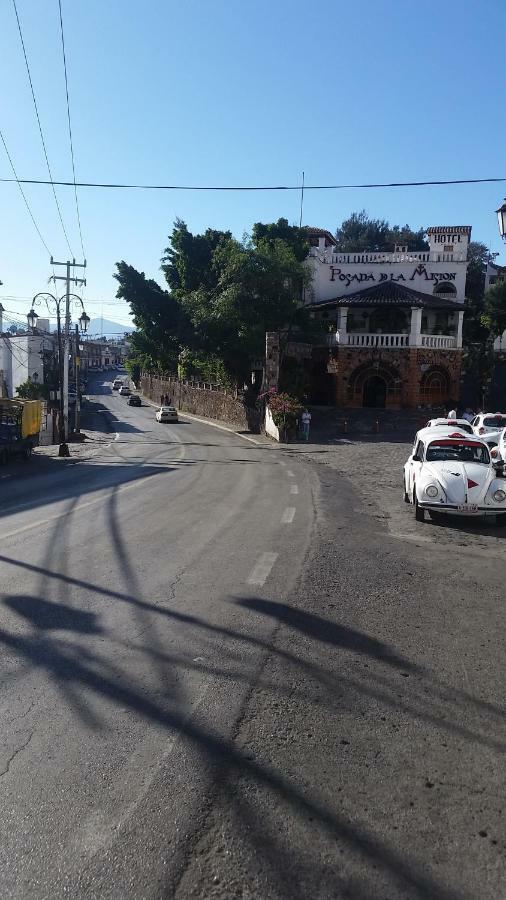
[{"left": 0, "top": 730, "right": 34, "bottom": 778}]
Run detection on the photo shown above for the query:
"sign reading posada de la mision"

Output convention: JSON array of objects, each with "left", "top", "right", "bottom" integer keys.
[{"left": 330, "top": 263, "right": 456, "bottom": 289}]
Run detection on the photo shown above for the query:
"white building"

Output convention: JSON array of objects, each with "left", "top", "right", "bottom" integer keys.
[
  {"left": 300, "top": 226, "right": 471, "bottom": 409},
  {"left": 0, "top": 305, "right": 57, "bottom": 398}
]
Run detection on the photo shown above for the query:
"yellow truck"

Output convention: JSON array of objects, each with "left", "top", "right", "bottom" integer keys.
[{"left": 0, "top": 398, "right": 42, "bottom": 464}]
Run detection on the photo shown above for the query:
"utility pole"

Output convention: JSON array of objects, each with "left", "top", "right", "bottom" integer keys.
[
  {"left": 75, "top": 323, "right": 81, "bottom": 433},
  {"left": 50, "top": 258, "right": 86, "bottom": 450}
]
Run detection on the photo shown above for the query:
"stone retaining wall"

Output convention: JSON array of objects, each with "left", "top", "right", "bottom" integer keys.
[{"left": 140, "top": 373, "right": 261, "bottom": 432}]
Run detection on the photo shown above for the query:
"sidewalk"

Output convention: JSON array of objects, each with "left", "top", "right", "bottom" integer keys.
[{"left": 34, "top": 402, "right": 115, "bottom": 462}]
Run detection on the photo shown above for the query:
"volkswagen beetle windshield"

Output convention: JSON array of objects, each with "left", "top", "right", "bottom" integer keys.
[{"left": 426, "top": 441, "right": 490, "bottom": 464}]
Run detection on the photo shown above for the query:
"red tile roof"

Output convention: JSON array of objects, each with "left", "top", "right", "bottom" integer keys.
[
  {"left": 311, "top": 281, "right": 461, "bottom": 310},
  {"left": 305, "top": 227, "right": 336, "bottom": 245}
]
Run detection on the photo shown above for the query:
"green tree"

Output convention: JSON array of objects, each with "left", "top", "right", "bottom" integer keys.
[
  {"left": 160, "top": 222, "right": 311, "bottom": 385},
  {"left": 335, "top": 210, "right": 428, "bottom": 252},
  {"left": 462, "top": 242, "right": 491, "bottom": 343},
  {"left": 161, "top": 219, "right": 232, "bottom": 293},
  {"left": 252, "top": 217, "right": 309, "bottom": 262},
  {"left": 482, "top": 279, "right": 506, "bottom": 338},
  {"left": 16, "top": 380, "right": 49, "bottom": 400},
  {"left": 114, "top": 261, "right": 189, "bottom": 373}
]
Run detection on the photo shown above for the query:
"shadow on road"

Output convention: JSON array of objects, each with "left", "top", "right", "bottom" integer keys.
[
  {"left": 3, "top": 595, "right": 102, "bottom": 633},
  {"left": 0, "top": 459, "right": 172, "bottom": 522},
  {"left": 1, "top": 512, "right": 504, "bottom": 900}
]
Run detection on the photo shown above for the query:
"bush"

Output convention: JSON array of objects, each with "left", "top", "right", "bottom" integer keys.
[
  {"left": 266, "top": 391, "right": 302, "bottom": 430},
  {"left": 15, "top": 380, "right": 49, "bottom": 400}
]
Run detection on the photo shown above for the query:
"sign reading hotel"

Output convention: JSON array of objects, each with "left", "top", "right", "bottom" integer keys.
[{"left": 330, "top": 263, "right": 457, "bottom": 288}]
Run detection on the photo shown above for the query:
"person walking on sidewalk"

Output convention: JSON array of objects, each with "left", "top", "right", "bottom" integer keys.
[{"left": 301, "top": 408, "right": 312, "bottom": 442}]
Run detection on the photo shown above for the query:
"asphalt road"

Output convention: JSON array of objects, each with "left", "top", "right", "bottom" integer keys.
[{"left": 1, "top": 379, "right": 505, "bottom": 899}]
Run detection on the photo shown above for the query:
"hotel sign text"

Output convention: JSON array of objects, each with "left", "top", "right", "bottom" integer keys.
[{"left": 330, "top": 264, "right": 457, "bottom": 288}]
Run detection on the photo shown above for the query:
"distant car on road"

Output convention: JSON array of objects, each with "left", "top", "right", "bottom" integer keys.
[
  {"left": 119, "top": 385, "right": 131, "bottom": 396},
  {"left": 128, "top": 394, "right": 141, "bottom": 407},
  {"left": 113, "top": 378, "right": 123, "bottom": 390},
  {"left": 155, "top": 405, "right": 178, "bottom": 423}
]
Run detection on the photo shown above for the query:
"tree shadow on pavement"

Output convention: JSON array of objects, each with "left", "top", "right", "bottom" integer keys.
[
  {"left": 237, "top": 597, "right": 417, "bottom": 671},
  {"left": 0, "top": 604, "right": 468, "bottom": 900},
  {"left": 3, "top": 595, "right": 102, "bottom": 634},
  {"left": 1, "top": 486, "right": 504, "bottom": 900},
  {"left": 0, "top": 459, "right": 171, "bottom": 522}
]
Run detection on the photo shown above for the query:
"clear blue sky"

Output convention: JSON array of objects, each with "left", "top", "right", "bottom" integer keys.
[{"left": 1, "top": 0, "right": 505, "bottom": 332}]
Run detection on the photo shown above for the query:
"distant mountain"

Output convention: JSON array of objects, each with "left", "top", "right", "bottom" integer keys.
[{"left": 87, "top": 318, "right": 134, "bottom": 339}]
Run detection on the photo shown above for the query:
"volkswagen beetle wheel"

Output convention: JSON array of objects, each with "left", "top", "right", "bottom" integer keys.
[{"left": 414, "top": 493, "right": 425, "bottom": 522}]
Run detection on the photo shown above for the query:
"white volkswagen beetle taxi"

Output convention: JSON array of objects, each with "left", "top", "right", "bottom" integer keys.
[
  {"left": 470, "top": 413, "right": 506, "bottom": 448},
  {"left": 490, "top": 427, "right": 506, "bottom": 464},
  {"left": 404, "top": 428, "right": 506, "bottom": 523}
]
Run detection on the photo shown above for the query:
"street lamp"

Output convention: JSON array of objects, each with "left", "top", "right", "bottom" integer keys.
[
  {"left": 26, "top": 308, "right": 39, "bottom": 330},
  {"left": 78, "top": 310, "right": 90, "bottom": 333},
  {"left": 496, "top": 199, "right": 506, "bottom": 241},
  {"left": 29, "top": 292, "right": 89, "bottom": 456}
]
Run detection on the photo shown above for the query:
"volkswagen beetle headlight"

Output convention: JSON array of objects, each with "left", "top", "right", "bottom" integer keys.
[
  {"left": 493, "top": 489, "right": 506, "bottom": 502},
  {"left": 425, "top": 485, "right": 439, "bottom": 498}
]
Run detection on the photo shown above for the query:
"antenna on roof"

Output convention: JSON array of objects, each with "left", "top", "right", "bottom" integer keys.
[{"left": 299, "top": 170, "right": 305, "bottom": 228}]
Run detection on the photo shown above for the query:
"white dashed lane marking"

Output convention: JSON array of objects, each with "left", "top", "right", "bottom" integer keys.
[
  {"left": 247, "top": 552, "right": 279, "bottom": 586},
  {"left": 281, "top": 507, "right": 296, "bottom": 524},
  {"left": 290, "top": 484, "right": 299, "bottom": 495}
]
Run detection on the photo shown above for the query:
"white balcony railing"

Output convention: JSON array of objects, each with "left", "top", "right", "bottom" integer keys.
[
  {"left": 420, "top": 335, "right": 457, "bottom": 349},
  {"left": 310, "top": 248, "right": 466, "bottom": 264},
  {"left": 323, "top": 332, "right": 458, "bottom": 349},
  {"left": 346, "top": 333, "right": 410, "bottom": 348}
]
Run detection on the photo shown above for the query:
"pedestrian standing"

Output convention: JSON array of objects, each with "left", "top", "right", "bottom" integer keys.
[{"left": 301, "top": 408, "right": 312, "bottom": 442}]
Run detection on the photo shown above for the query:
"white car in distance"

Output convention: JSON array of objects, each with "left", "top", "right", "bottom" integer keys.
[
  {"left": 155, "top": 406, "right": 178, "bottom": 423},
  {"left": 491, "top": 427, "right": 506, "bottom": 464},
  {"left": 425, "top": 418, "right": 474, "bottom": 435},
  {"left": 471, "top": 413, "right": 506, "bottom": 447},
  {"left": 404, "top": 427, "right": 506, "bottom": 523}
]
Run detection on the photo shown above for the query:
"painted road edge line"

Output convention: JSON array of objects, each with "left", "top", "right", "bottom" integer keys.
[
  {"left": 281, "top": 507, "right": 296, "bottom": 524},
  {"left": 247, "top": 552, "right": 279, "bottom": 586}
]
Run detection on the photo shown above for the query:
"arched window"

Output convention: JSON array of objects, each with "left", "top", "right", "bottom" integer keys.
[
  {"left": 420, "top": 366, "right": 451, "bottom": 403},
  {"left": 433, "top": 282, "right": 457, "bottom": 297}
]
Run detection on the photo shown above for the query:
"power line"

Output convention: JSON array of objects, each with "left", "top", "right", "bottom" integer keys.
[
  {"left": 0, "top": 175, "right": 505, "bottom": 192},
  {"left": 57, "top": 0, "right": 85, "bottom": 260},
  {"left": 0, "top": 127, "right": 52, "bottom": 256},
  {"left": 11, "top": 0, "right": 74, "bottom": 257}
]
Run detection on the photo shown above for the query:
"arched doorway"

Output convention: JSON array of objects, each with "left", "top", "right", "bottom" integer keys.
[
  {"left": 348, "top": 362, "right": 400, "bottom": 408},
  {"left": 363, "top": 374, "right": 387, "bottom": 408},
  {"left": 420, "top": 366, "right": 451, "bottom": 406}
]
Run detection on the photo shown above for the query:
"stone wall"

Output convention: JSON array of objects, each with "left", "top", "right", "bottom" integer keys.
[
  {"left": 326, "top": 346, "right": 462, "bottom": 409},
  {"left": 140, "top": 373, "right": 261, "bottom": 432}
]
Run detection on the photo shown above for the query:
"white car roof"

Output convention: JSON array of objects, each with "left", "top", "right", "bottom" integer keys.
[
  {"left": 415, "top": 426, "right": 488, "bottom": 443},
  {"left": 426, "top": 418, "right": 470, "bottom": 426}
]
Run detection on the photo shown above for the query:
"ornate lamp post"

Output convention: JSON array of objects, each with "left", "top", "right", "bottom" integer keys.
[
  {"left": 496, "top": 200, "right": 506, "bottom": 242},
  {"left": 29, "top": 292, "right": 89, "bottom": 456}
]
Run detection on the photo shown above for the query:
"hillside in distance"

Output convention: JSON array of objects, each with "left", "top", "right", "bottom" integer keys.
[{"left": 87, "top": 318, "right": 134, "bottom": 339}]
